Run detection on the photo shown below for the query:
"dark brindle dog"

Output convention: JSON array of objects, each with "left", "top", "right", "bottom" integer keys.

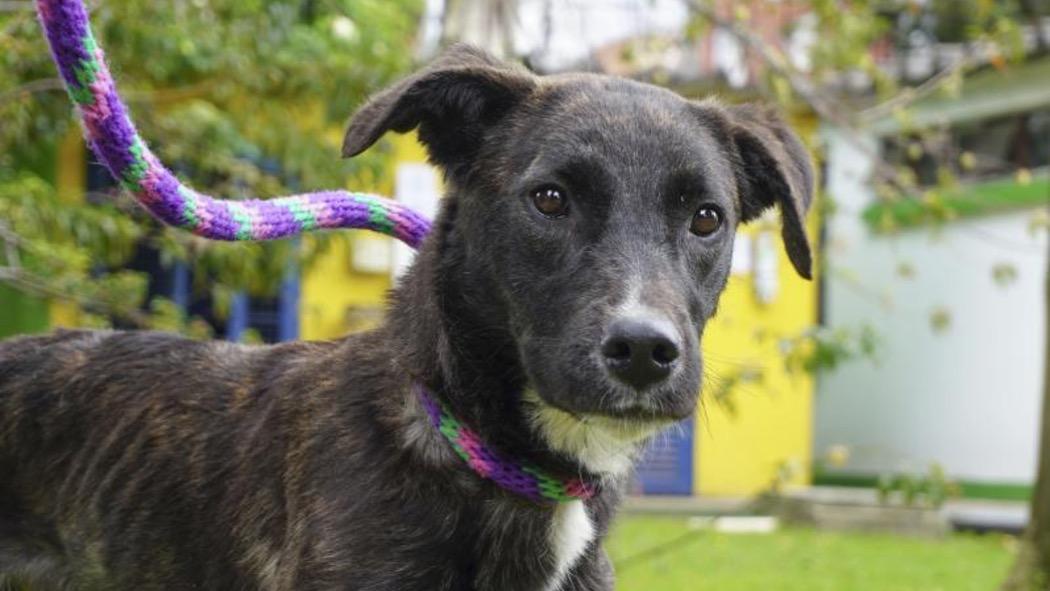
[{"left": 0, "top": 45, "right": 812, "bottom": 590}]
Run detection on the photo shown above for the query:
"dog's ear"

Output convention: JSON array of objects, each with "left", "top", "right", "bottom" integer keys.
[
  {"left": 343, "top": 43, "right": 537, "bottom": 177},
  {"left": 723, "top": 104, "right": 815, "bottom": 280}
]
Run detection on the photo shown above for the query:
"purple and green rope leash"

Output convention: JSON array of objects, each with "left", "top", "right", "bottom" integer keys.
[
  {"left": 36, "top": 0, "right": 430, "bottom": 246},
  {"left": 35, "top": 0, "right": 596, "bottom": 505}
]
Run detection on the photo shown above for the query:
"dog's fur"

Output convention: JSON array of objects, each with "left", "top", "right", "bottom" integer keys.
[{"left": 0, "top": 45, "right": 812, "bottom": 590}]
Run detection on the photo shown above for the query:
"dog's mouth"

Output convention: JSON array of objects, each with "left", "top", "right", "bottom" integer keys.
[
  {"left": 522, "top": 390, "right": 678, "bottom": 476},
  {"left": 525, "top": 373, "right": 700, "bottom": 421},
  {"left": 517, "top": 321, "right": 702, "bottom": 427}
]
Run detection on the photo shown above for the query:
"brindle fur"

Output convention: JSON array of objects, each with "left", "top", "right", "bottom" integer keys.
[{"left": 0, "top": 45, "right": 812, "bottom": 590}]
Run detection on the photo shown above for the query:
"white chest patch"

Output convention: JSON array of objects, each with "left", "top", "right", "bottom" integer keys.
[
  {"left": 545, "top": 500, "right": 595, "bottom": 591},
  {"left": 524, "top": 390, "right": 669, "bottom": 477}
]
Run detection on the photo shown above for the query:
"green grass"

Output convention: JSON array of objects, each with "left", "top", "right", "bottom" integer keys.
[{"left": 607, "top": 516, "right": 1014, "bottom": 591}]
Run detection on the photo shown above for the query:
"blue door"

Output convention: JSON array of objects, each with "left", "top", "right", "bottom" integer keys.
[
  {"left": 634, "top": 417, "right": 694, "bottom": 495},
  {"left": 225, "top": 273, "right": 300, "bottom": 343}
]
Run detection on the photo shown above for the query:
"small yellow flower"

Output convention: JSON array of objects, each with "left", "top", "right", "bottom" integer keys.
[{"left": 825, "top": 444, "right": 850, "bottom": 468}]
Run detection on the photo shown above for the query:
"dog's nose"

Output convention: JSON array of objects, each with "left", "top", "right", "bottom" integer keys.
[{"left": 601, "top": 316, "right": 680, "bottom": 391}]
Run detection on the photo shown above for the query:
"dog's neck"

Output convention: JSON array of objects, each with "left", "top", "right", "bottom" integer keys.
[{"left": 384, "top": 197, "right": 605, "bottom": 489}]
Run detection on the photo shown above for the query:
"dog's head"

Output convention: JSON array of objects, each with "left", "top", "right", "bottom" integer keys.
[{"left": 345, "top": 45, "right": 812, "bottom": 467}]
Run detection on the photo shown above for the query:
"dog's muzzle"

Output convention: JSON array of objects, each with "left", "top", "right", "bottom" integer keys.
[{"left": 600, "top": 314, "right": 681, "bottom": 392}]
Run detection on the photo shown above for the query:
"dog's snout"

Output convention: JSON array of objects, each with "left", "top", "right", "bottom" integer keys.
[{"left": 600, "top": 316, "right": 680, "bottom": 391}]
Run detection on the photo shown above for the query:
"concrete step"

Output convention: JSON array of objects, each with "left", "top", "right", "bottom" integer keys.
[
  {"left": 945, "top": 500, "right": 1029, "bottom": 535},
  {"left": 625, "top": 487, "right": 1031, "bottom": 535}
]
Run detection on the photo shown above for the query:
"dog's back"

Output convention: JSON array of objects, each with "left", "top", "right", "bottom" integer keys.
[
  {"left": 0, "top": 330, "right": 343, "bottom": 589},
  {"left": 0, "top": 330, "right": 105, "bottom": 587}
]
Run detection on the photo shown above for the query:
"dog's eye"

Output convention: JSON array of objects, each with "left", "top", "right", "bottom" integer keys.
[
  {"left": 690, "top": 204, "right": 723, "bottom": 237},
  {"left": 531, "top": 185, "right": 569, "bottom": 218}
]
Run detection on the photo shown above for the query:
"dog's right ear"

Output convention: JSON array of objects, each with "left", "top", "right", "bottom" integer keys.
[
  {"left": 694, "top": 100, "right": 815, "bottom": 280},
  {"left": 343, "top": 44, "right": 537, "bottom": 178},
  {"left": 726, "top": 104, "right": 814, "bottom": 280}
]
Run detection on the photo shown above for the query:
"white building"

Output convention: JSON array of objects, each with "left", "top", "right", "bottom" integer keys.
[{"left": 816, "top": 58, "right": 1050, "bottom": 492}]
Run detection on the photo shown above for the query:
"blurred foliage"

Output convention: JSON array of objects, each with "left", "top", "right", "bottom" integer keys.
[
  {"left": 707, "top": 324, "right": 881, "bottom": 417},
  {"left": 863, "top": 173, "right": 1050, "bottom": 232},
  {"left": 706, "top": 364, "right": 764, "bottom": 418},
  {"left": 0, "top": 0, "right": 422, "bottom": 330},
  {"left": 685, "top": 0, "right": 1043, "bottom": 234},
  {"left": 680, "top": 0, "right": 1046, "bottom": 414},
  {"left": 781, "top": 325, "right": 882, "bottom": 375},
  {"left": 928, "top": 305, "right": 952, "bottom": 334},
  {"left": 993, "top": 262, "right": 1020, "bottom": 287},
  {"left": 876, "top": 463, "right": 961, "bottom": 509},
  {"left": 808, "top": 0, "right": 1030, "bottom": 98}
]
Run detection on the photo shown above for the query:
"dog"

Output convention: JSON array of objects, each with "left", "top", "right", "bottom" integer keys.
[{"left": 0, "top": 44, "right": 812, "bottom": 590}]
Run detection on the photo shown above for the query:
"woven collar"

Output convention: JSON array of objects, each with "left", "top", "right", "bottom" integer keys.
[{"left": 416, "top": 385, "right": 597, "bottom": 504}]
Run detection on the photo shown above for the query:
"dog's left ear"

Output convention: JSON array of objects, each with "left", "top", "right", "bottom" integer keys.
[
  {"left": 342, "top": 44, "right": 537, "bottom": 179},
  {"left": 725, "top": 104, "right": 815, "bottom": 280}
]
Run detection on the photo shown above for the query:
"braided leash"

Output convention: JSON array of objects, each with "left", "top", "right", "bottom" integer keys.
[
  {"left": 36, "top": 0, "right": 432, "bottom": 247},
  {"left": 36, "top": 0, "right": 596, "bottom": 504}
]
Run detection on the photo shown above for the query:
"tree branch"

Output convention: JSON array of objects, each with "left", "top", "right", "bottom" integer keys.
[
  {"left": 0, "top": 265, "right": 154, "bottom": 328},
  {"left": 0, "top": 220, "right": 21, "bottom": 269},
  {"left": 0, "top": 78, "right": 66, "bottom": 103},
  {"left": 0, "top": 1, "right": 35, "bottom": 12},
  {"left": 683, "top": 0, "right": 915, "bottom": 193},
  {"left": 859, "top": 55, "right": 974, "bottom": 123},
  {"left": 0, "top": 222, "right": 153, "bottom": 328}
]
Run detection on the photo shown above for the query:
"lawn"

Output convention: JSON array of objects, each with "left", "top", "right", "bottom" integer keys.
[{"left": 607, "top": 515, "right": 1015, "bottom": 591}]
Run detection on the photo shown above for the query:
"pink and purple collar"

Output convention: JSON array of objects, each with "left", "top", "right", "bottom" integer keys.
[{"left": 416, "top": 385, "right": 598, "bottom": 504}]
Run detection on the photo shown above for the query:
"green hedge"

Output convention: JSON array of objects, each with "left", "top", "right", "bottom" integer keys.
[
  {"left": 814, "top": 471, "right": 1032, "bottom": 502},
  {"left": 0, "top": 285, "right": 50, "bottom": 338},
  {"left": 863, "top": 171, "right": 1049, "bottom": 232}
]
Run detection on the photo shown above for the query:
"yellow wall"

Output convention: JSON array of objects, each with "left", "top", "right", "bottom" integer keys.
[
  {"left": 694, "top": 112, "right": 820, "bottom": 496},
  {"left": 299, "top": 134, "right": 432, "bottom": 340},
  {"left": 49, "top": 130, "right": 86, "bottom": 328},
  {"left": 694, "top": 222, "right": 818, "bottom": 496}
]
